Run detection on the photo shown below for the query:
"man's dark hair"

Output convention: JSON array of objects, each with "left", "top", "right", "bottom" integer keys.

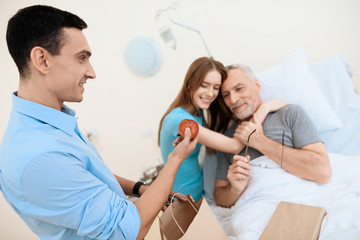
[{"left": 6, "top": 5, "right": 88, "bottom": 77}]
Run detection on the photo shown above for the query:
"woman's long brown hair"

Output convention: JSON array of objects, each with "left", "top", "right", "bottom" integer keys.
[{"left": 158, "top": 57, "right": 232, "bottom": 146}]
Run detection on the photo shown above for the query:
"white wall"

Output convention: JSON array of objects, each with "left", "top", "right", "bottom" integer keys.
[{"left": 0, "top": 0, "right": 359, "bottom": 239}]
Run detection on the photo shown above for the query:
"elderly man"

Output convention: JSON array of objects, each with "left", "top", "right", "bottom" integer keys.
[{"left": 213, "top": 64, "right": 331, "bottom": 207}]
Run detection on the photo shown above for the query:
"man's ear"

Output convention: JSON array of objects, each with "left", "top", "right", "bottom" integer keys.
[{"left": 30, "top": 47, "right": 50, "bottom": 74}]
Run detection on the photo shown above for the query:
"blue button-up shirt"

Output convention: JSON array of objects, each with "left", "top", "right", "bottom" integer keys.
[{"left": 0, "top": 93, "right": 140, "bottom": 240}]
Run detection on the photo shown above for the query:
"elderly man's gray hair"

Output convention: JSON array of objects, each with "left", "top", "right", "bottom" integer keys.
[{"left": 226, "top": 64, "right": 256, "bottom": 82}]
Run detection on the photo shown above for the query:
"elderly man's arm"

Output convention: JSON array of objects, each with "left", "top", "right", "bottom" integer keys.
[
  {"left": 214, "top": 155, "right": 252, "bottom": 207},
  {"left": 235, "top": 115, "right": 331, "bottom": 184},
  {"left": 253, "top": 137, "right": 331, "bottom": 184}
]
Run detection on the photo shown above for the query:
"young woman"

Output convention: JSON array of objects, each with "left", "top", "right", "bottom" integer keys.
[{"left": 158, "top": 57, "right": 280, "bottom": 201}]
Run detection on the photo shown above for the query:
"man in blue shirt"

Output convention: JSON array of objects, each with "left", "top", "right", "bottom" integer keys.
[{"left": 0, "top": 5, "right": 197, "bottom": 239}]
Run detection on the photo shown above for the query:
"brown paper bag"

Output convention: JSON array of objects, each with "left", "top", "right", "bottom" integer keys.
[
  {"left": 159, "top": 194, "right": 227, "bottom": 240},
  {"left": 260, "top": 201, "right": 327, "bottom": 240}
]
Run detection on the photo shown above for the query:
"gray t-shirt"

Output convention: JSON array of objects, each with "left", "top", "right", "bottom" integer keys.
[{"left": 216, "top": 104, "right": 323, "bottom": 181}]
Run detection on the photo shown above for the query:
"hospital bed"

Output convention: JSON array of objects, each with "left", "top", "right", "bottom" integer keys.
[{"left": 203, "top": 48, "right": 360, "bottom": 239}]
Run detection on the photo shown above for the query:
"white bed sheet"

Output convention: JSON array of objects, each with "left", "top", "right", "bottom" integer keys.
[{"left": 210, "top": 154, "right": 360, "bottom": 240}]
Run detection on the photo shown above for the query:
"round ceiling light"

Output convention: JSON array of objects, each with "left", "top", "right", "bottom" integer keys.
[{"left": 124, "top": 36, "right": 162, "bottom": 77}]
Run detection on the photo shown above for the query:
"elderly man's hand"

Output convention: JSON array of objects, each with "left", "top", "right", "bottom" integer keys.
[
  {"left": 234, "top": 114, "right": 264, "bottom": 148},
  {"left": 227, "top": 155, "right": 252, "bottom": 194}
]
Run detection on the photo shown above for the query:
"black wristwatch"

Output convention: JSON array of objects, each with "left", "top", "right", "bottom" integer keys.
[{"left": 132, "top": 181, "right": 145, "bottom": 197}]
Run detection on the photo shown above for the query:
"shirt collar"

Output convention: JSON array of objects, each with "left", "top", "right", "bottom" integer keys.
[{"left": 12, "top": 92, "right": 78, "bottom": 136}]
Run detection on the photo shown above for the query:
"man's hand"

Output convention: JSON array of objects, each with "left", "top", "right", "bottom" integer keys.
[
  {"left": 214, "top": 154, "right": 252, "bottom": 207},
  {"left": 227, "top": 155, "right": 252, "bottom": 194},
  {"left": 161, "top": 190, "right": 188, "bottom": 211},
  {"left": 133, "top": 127, "right": 197, "bottom": 240},
  {"left": 234, "top": 114, "right": 264, "bottom": 148},
  {"left": 168, "top": 127, "right": 198, "bottom": 164},
  {"left": 138, "top": 185, "right": 187, "bottom": 211}
]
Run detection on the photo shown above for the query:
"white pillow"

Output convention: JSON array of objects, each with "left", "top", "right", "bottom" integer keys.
[
  {"left": 309, "top": 55, "right": 360, "bottom": 155},
  {"left": 256, "top": 48, "right": 343, "bottom": 133},
  {"left": 309, "top": 55, "right": 359, "bottom": 119}
]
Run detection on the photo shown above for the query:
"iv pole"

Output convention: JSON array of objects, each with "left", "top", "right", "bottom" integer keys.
[{"left": 156, "top": 2, "right": 213, "bottom": 58}]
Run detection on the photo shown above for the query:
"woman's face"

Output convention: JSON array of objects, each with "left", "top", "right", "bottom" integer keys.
[{"left": 192, "top": 70, "right": 222, "bottom": 110}]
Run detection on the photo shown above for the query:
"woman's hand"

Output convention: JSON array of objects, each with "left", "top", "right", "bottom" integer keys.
[
  {"left": 254, "top": 99, "right": 289, "bottom": 124},
  {"left": 262, "top": 99, "right": 289, "bottom": 113},
  {"left": 172, "top": 135, "right": 183, "bottom": 147}
]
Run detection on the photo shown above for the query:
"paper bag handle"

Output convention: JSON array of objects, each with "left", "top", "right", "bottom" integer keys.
[{"left": 169, "top": 193, "right": 199, "bottom": 235}]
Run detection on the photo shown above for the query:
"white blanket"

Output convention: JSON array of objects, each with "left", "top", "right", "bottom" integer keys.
[{"left": 210, "top": 153, "right": 360, "bottom": 240}]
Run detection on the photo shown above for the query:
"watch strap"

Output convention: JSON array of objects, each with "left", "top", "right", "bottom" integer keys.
[{"left": 132, "top": 181, "right": 145, "bottom": 197}]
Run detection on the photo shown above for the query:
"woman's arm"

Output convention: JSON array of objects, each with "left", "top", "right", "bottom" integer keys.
[
  {"left": 256, "top": 99, "right": 289, "bottom": 123},
  {"left": 197, "top": 125, "right": 244, "bottom": 154},
  {"left": 197, "top": 100, "right": 288, "bottom": 154}
]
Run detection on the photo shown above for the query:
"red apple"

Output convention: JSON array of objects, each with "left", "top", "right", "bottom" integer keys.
[{"left": 178, "top": 119, "right": 199, "bottom": 140}]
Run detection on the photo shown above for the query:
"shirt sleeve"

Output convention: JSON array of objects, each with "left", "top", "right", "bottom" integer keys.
[
  {"left": 21, "top": 151, "right": 140, "bottom": 240},
  {"left": 286, "top": 105, "right": 323, "bottom": 148}
]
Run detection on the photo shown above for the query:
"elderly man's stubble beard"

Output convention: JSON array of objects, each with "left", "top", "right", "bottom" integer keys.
[{"left": 232, "top": 98, "right": 259, "bottom": 120}]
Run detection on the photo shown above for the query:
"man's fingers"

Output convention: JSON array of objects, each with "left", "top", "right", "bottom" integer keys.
[
  {"left": 233, "top": 155, "right": 249, "bottom": 163},
  {"left": 230, "top": 165, "right": 252, "bottom": 176},
  {"left": 183, "top": 127, "right": 192, "bottom": 140},
  {"left": 229, "top": 164, "right": 252, "bottom": 175},
  {"left": 170, "top": 192, "right": 187, "bottom": 201},
  {"left": 230, "top": 155, "right": 252, "bottom": 173},
  {"left": 230, "top": 174, "right": 251, "bottom": 181}
]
